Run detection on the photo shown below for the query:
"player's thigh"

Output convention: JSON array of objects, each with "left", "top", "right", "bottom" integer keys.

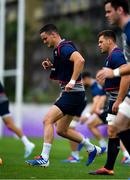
[
  {"left": 44, "top": 105, "right": 64, "bottom": 124},
  {"left": 56, "top": 115, "right": 73, "bottom": 132},
  {"left": 87, "top": 116, "right": 102, "bottom": 127},
  {"left": 3, "top": 115, "right": 14, "bottom": 125},
  {"left": 118, "top": 97, "right": 130, "bottom": 119},
  {"left": 113, "top": 112, "right": 130, "bottom": 132}
]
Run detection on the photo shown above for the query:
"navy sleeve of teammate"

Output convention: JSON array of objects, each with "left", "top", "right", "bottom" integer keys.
[
  {"left": 110, "top": 51, "right": 127, "bottom": 69},
  {"left": 124, "top": 22, "right": 130, "bottom": 46}
]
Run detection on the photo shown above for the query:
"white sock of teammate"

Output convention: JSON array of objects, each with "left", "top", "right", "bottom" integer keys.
[
  {"left": 81, "top": 138, "right": 101, "bottom": 153},
  {"left": 71, "top": 151, "right": 79, "bottom": 160},
  {"left": 99, "top": 138, "right": 107, "bottom": 148},
  {"left": 21, "top": 135, "right": 32, "bottom": 147},
  {"left": 21, "top": 136, "right": 35, "bottom": 158},
  {"left": 41, "top": 143, "right": 52, "bottom": 161},
  {"left": 123, "top": 150, "right": 130, "bottom": 158}
]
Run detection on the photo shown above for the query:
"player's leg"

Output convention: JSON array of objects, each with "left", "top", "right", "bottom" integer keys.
[
  {"left": 43, "top": 105, "right": 64, "bottom": 143},
  {"left": 89, "top": 98, "right": 121, "bottom": 175},
  {"left": 2, "top": 101, "right": 35, "bottom": 158},
  {"left": 62, "top": 118, "right": 80, "bottom": 163},
  {"left": 104, "top": 122, "right": 120, "bottom": 170},
  {"left": 120, "top": 140, "right": 130, "bottom": 164},
  {"left": 56, "top": 114, "right": 105, "bottom": 166},
  {"left": 113, "top": 97, "right": 130, "bottom": 155},
  {"left": 89, "top": 113, "right": 119, "bottom": 175},
  {"left": 87, "top": 115, "right": 107, "bottom": 148},
  {"left": 3, "top": 115, "right": 23, "bottom": 136},
  {"left": 26, "top": 104, "right": 64, "bottom": 167}
]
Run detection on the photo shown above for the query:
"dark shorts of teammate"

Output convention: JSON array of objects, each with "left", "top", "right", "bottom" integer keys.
[
  {"left": 106, "top": 100, "right": 117, "bottom": 115},
  {"left": 0, "top": 100, "right": 10, "bottom": 116},
  {"left": 99, "top": 110, "right": 108, "bottom": 124},
  {"left": 54, "top": 91, "right": 87, "bottom": 116},
  {"left": 99, "top": 100, "right": 117, "bottom": 124}
]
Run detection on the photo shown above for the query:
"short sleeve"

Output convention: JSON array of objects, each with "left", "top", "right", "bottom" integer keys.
[
  {"left": 124, "top": 23, "right": 130, "bottom": 46},
  {"left": 60, "top": 44, "right": 76, "bottom": 59},
  {"left": 110, "top": 51, "right": 127, "bottom": 69}
]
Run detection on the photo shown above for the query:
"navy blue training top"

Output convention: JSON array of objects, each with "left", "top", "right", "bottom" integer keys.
[
  {"left": 50, "top": 40, "right": 82, "bottom": 83},
  {"left": 91, "top": 81, "right": 106, "bottom": 97},
  {"left": 123, "top": 21, "right": 130, "bottom": 46},
  {"left": 104, "top": 48, "right": 127, "bottom": 91},
  {"left": 122, "top": 20, "right": 130, "bottom": 61}
]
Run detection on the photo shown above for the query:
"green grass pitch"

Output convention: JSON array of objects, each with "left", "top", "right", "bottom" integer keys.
[{"left": 0, "top": 137, "right": 130, "bottom": 179}]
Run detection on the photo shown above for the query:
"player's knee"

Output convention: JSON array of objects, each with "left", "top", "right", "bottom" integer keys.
[
  {"left": 5, "top": 121, "right": 13, "bottom": 130},
  {"left": 56, "top": 128, "right": 66, "bottom": 137},
  {"left": 108, "top": 126, "right": 117, "bottom": 138},
  {"left": 87, "top": 123, "right": 93, "bottom": 129},
  {"left": 43, "top": 116, "right": 52, "bottom": 126}
]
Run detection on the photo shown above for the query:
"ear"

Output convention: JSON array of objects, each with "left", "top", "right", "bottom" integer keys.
[
  {"left": 108, "top": 39, "right": 111, "bottom": 44},
  {"left": 117, "top": 6, "right": 124, "bottom": 15},
  {"left": 51, "top": 32, "right": 57, "bottom": 37}
]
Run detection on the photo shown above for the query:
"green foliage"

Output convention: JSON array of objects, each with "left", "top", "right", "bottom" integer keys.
[
  {"left": 57, "top": 20, "right": 94, "bottom": 44},
  {"left": 24, "top": 84, "right": 60, "bottom": 103}
]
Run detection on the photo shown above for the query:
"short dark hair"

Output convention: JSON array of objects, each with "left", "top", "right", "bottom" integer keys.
[
  {"left": 82, "top": 71, "right": 92, "bottom": 79},
  {"left": 39, "top": 24, "right": 58, "bottom": 34},
  {"left": 104, "top": 0, "right": 129, "bottom": 14},
  {"left": 98, "top": 30, "right": 116, "bottom": 42}
]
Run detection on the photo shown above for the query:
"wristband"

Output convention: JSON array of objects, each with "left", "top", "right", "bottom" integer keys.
[
  {"left": 69, "top": 79, "right": 76, "bottom": 85},
  {"left": 113, "top": 68, "right": 120, "bottom": 77}
]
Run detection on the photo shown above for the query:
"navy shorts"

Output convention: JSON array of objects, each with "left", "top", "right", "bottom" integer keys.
[
  {"left": 98, "top": 100, "right": 116, "bottom": 124},
  {"left": 0, "top": 100, "right": 10, "bottom": 117},
  {"left": 106, "top": 100, "right": 117, "bottom": 115},
  {"left": 55, "top": 91, "right": 87, "bottom": 116},
  {"left": 99, "top": 110, "right": 107, "bottom": 124}
]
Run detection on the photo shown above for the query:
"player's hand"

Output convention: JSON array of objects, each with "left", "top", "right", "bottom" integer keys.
[
  {"left": 65, "top": 82, "right": 75, "bottom": 92},
  {"left": 96, "top": 69, "right": 106, "bottom": 85},
  {"left": 42, "top": 58, "right": 53, "bottom": 69},
  {"left": 96, "top": 68, "right": 114, "bottom": 82},
  {"left": 112, "top": 99, "right": 122, "bottom": 113}
]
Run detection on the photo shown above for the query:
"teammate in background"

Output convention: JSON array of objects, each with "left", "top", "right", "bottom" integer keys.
[
  {"left": 26, "top": 24, "right": 105, "bottom": 167},
  {"left": 63, "top": 71, "right": 108, "bottom": 163},
  {"left": 95, "top": 0, "right": 130, "bottom": 170},
  {"left": 79, "top": 71, "right": 107, "bottom": 149},
  {"left": 61, "top": 117, "right": 81, "bottom": 163},
  {"left": 81, "top": 72, "right": 130, "bottom": 164},
  {"left": 89, "top": 30, "right": 130, "bottom": 175},
  {"left": 0, "top": 81, "right": 35, "bottom": 158}
]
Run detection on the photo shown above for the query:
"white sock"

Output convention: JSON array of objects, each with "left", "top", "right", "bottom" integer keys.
[
  {"left": 99, "top": 139, "right": 107, "bottom": 147},
  {"left": 81, "top": 138, "right": 95, "bottom": 152},
  {"left": 41, "top": 143, "right": 52, "bottom": 161},
  {"left": 21, "top": 136, "right": 31, "bottom": 147},
  {"left": 123, "top": 150, "right": 130, "bottom": 158},
  {"left": 71, "top": 151, "right": 79, "bottom": 159}
]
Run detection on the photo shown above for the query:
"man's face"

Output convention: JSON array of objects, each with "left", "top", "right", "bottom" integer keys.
[
  {"left": 105, "top": 3, "right": 120, "bottom": 25},
  {"left": 40, "top": 32, "right": 55, "bottom": 48},
  {"left": 98, "top": 35, "right": 109, "bottom": 53}
]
